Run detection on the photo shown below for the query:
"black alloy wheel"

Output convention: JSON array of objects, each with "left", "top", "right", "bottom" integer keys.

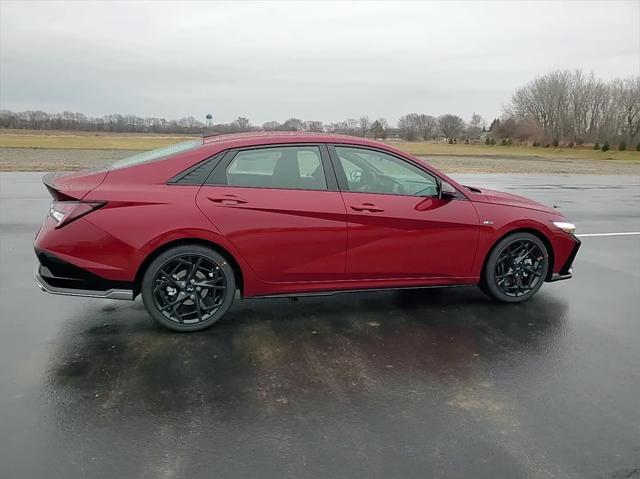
[
  {"left": 482, "top": 232, "right": 549, "bottom": 303},
  {"left": 141, "top": 245, "right": 236, "bottom": 331}
]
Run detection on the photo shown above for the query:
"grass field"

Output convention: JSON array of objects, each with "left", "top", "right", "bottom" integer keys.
[
  {"left": 0, "top": 132, "right": 194, "bottom": 150},
  {"left": 0, "top": 130, "right": 639, "bottom": 162}
]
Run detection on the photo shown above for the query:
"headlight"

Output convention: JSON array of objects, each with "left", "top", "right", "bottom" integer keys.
[{"left": 553, "top": 221, "right": 576, "bottom": 234}]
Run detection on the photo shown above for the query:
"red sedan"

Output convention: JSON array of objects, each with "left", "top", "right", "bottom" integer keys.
[{"left": 34, "top": 132, "right": 580, "bottom": 331}]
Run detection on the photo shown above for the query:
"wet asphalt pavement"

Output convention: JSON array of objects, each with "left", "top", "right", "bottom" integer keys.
[{"left": 1, "top": 173, "right": 639, "bottom": 479}]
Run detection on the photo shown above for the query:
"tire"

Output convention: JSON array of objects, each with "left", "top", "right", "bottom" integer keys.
[
  {"left": 141, "top": 244, "right": 236, "bottom": 332},
  {"left": 481, "top": 232, "right": 549, "bottom": 303}
]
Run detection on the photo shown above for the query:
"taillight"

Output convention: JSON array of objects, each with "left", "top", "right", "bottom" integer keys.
[{"left": 49, "top": 201, "right": 106, "bottom": 228}]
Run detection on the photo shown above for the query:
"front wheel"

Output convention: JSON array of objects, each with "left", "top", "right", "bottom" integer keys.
[
  {"left": 481, "top": 232, "right": 549, "bottom": 303},
  {"left": 141, "top": 245, "right": 236, "bottom": 332}
]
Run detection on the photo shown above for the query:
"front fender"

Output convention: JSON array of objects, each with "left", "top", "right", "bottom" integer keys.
[{"left": 469, "top": 203, "right": 571, "bottom": 279}]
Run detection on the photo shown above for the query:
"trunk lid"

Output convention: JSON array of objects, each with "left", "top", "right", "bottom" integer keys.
[{"left": 43, "top": 169, "right": 108, "bottom": 200}]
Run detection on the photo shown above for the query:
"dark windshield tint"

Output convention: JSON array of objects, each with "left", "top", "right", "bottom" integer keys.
[{"left": 109, "top": 140, "right": 202, "bottom": 170}]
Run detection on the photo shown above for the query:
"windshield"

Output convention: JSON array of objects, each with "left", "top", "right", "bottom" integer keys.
[{"left": 109, "top": 140, "right": 202, "bottom": 170}]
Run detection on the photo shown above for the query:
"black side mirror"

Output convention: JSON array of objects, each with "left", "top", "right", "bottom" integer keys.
[{"left": 440, "top": 181, "right": 457, "bottom": 199}]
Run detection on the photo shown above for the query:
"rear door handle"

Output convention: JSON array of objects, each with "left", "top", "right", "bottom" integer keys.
[
  {"left": 350, "top": 203, "right": 384, "bottom": 212},
  {"left": 207, "top": 195, "right": 248, "bottom": 205}
]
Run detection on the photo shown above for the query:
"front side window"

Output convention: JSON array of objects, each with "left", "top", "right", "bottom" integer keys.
[
  {"left": 334, "top": 146, "right": 439, "bottom": 196},
  {"left": 225, "top": 146, "right": 327, "bottom": 190}
]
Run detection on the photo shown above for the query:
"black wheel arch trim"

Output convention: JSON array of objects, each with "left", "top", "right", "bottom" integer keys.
[
  {"left": 481, "top": 227, "right": 556, "bottom": 283},
  {"left": 134, "top": 238, "right": 244, "bottom": 297}
]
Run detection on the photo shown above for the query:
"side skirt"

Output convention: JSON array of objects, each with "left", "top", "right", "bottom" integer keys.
[{"left": 249, "top": 283, "right": 476, "bottom": 299}]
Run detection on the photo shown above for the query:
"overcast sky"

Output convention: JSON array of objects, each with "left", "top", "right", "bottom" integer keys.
[{"left": 1, "top": 1, "right": 638, "bottom": 125}]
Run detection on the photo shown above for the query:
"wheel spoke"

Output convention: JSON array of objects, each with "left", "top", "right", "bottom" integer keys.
[
  {"left": 521, "top": 265, "right": 541, "bottom": 277},
  {"left": 186, "top": 257, "right": 202, "bottom": 282},
  {"left": 494, "top": 238, "right": 545, "bottom": 298},
  {"left": 152, "top": 254, "right": 227, "bottom": 324},
  {"left": 159, "top": 295, "right": 188, "bottom": 312},
  {"left": 193, "top": 281, "right": 225, "bottom": 290},
  {"left": 194, "top": 295, "right": 203, "bottom": 322},
  {"left": 496, "top": 271, "right": 515, "bottom": 279}
]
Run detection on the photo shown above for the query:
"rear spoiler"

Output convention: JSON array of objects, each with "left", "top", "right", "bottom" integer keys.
[
  {"left": 42, "top": 172, "right": 63, "bottom": 190},
  {"left": 42, "top": 173, "right": 73, "bottom": 200},
  {"left": 42, "top": 169, "right": 108, "bottom": 201}
]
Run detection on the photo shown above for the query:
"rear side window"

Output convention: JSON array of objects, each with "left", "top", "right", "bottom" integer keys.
[
  {"left": 224, "top": 146, "right": 327, "bottom": 191},
  {"left": 109, "top": 140, "right": 202, "bottom": 170}
]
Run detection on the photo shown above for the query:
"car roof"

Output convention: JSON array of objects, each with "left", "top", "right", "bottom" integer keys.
[{"left": 201, "top": 131, "right": 399, "bottom": 151}]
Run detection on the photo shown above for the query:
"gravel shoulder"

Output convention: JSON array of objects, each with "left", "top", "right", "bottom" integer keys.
[
  {"left": 0, "top": 148, "right": 139, "bottom": 171},
  {"left": 1, "top": 147, "right": 640, "bottom": 175},
  {"left": 422, "top": 155, "right": 640, "bottom": 175}
]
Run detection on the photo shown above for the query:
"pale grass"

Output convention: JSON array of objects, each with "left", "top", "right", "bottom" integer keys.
[{"left": 0, "top": 130, "right": 639, "bottom": 162}]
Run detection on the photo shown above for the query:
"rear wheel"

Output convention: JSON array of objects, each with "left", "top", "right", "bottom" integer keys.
[
  {"left": 481, "top": 232, "right": 549, "bottom": 303},
  {"left": 141, "top": 245, "right": 236, "bottom": 332}
]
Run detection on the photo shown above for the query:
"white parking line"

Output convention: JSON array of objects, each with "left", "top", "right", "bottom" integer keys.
[{"left": 576, "top": 232, "right": 640, "bottom": 238}]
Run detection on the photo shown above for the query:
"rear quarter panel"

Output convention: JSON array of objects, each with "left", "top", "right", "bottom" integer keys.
[{"left": 81, "top": 166, "right": 264, "bottom": 291}]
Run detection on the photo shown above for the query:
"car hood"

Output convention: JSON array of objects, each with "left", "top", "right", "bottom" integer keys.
[{"left": 468, "top": 186, "right": 557, "bottom": 214}]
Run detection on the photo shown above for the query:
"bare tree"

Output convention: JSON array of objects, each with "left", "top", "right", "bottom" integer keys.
[
  {"left": 508, "top": 69, "right": 640, "bottom": 144},
  {"left": 306, "top": 120, "right": 324, "bottom": 132},
  {"left": 465, "top": 112, "right": 484, "bottom": 138},
  {"left": 358, "top": 115, "right": 370, "bottom": 137},
  {"left": 398, "top": 113, "right": 420, "bottom": 141},
  {"left": 611, "top": 77, "right": 640, "bottom": 142},
  {"left": 231, "top": 117, "right": 251, "bottom": 132},
  {"left": 370, "top": 118, "right": 388, "bottom": 139},
  {"left": 281, "top": 118, "right": 306, "bottom": 131},
  {"left": 262, "top": 121, "right": 280, "bottom": 130},
  {"left": 416, "top": 114, "right": 437, "bottom": 140},
  {"left": 438, "top": 114, "right": 465, "bottom": 141},
  {"left": 327, "top": 118, "right": 359, "bottom": 136}
]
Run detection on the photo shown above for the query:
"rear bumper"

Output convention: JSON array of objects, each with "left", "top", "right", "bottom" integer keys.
[{"left": 34, "top": 248, "right": 134, "bottom": 300}]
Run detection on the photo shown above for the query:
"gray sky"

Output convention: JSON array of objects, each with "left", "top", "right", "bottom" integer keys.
[{"left": 1, "top": 0, "right": 638, "bottom": 125}]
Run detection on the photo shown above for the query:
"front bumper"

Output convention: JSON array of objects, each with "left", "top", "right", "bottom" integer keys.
[
  {"left": 548, "top": 236, "right": 581, "bottom": 282},
  {"left": 34, "top": 248, "right": 134, "bottom": 300}
]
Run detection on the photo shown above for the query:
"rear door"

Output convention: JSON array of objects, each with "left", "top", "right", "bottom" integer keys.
[
  {"left": 196, "top": 144, "right": 347, "bottom": 283},
  {"left": 329, "top": 145, "right": 479, "bottom": 280}
]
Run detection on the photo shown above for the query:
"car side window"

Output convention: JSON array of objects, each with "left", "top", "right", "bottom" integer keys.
[
  {"left": 225, "top": 146, "right": 327, "bottom": 190},
  {"left": 334, "top": 146, "right": 439, "bottom": 196}
]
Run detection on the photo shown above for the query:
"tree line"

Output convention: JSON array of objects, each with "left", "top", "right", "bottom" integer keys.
[
  {"left": 1, "top": 69, "right": 638, "bottom": 147},
  {"left": 0, "top": 108, "right": 485, "bottom": 142},
  {"left": 506, "top": 70, "right": 639, "bottom": 146}
]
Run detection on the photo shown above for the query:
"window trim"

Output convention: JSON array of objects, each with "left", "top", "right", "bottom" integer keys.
[
  {"left": 204, "top": 143, "right": 339, "bottom": 192},
  {"left": 167, "top": 151, "right": 226, "bottom": 185},
  {"left": 327, "top": 144, "right": 465, "bottom": 200}
]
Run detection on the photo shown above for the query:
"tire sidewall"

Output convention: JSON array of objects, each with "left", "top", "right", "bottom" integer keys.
[
  {"left": 141, "top": 245, "right": 236, "bottom": 332},
  {"left": 484, "top": 232, "right": 549, "bottom": 303}
]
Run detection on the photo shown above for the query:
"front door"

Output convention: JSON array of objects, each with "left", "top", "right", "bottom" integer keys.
[
  {"left": 196, "top": 145, "right": 347, "bottom": 283},
  {"left": 330, "top": 145, "right": 479, "bottom": 280}
]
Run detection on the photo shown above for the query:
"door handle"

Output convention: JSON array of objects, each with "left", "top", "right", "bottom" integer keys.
[
  {"left": 207, "top": 195, "right": 248, "bottom": 205},
  {"left": 350, "top": 203, "right": 384, "bottom": 212}
]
